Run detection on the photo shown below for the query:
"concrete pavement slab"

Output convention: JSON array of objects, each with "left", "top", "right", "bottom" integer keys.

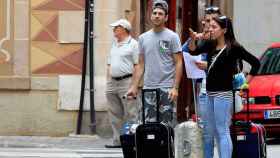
[{"left": 0, "top": 135, "right": 112, "bottom": 149}]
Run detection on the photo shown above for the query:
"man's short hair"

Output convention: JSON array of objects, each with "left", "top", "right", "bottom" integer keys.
[{"left": 152, "top": 0, "right": 168, "bottom": 15}]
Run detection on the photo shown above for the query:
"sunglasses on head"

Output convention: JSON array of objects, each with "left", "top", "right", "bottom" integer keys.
[
  {"left": 219, "top": 15, "right": 227, "bottom": 20},
  {"left": 217, "top": 15, "right": 228, "bottom": 28},
  {"left": 205, "top": 6, "right": 220, "bottom": 14}
]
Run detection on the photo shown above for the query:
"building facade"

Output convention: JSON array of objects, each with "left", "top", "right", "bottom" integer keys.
[
  {"left": 0, "top": 0, "right": 140, "bottom": 137},
  {"left": 1, "top": 0, "right": 279, "bottom": 136}
]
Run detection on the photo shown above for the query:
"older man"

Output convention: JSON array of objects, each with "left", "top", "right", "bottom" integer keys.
[{"left": 105, "top": 19, "right": 139, "bottom": 148}]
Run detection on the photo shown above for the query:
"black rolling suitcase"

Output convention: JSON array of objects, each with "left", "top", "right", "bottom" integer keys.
[
  {"left": 231, "top": 89, "right": 267, "bottom": 158},
  {"left": 135, "top": 89, "right": 174, "bottom": 158}
]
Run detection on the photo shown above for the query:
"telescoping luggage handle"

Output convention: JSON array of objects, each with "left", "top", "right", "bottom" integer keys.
[
  {"left": 191, "top": 79, "right": 199, "bottom": 122},
  {"left": 141, "top": 89, "right": 161, "bottom": 124},
  {"left": 232, "top": 88, "right": 250, "bottom": 123}
]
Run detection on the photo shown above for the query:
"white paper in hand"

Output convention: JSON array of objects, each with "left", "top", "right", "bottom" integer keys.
[{"left": 183, "top": 52, "right": 206, "bottom": 79}]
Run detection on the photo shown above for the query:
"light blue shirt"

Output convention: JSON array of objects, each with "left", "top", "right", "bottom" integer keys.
[{"left": 107, "top": 36, "right": 139, "bottom": 77}]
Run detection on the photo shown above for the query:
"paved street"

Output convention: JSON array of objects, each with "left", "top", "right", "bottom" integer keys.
[
  {"left": 0, "top": 135, "right": 123, "bottom": 158},
  {"left": 0, "top": 148, "right": 122, "bottom": 158},
  {"left": 212, "top": 138, "right": 280, "bottom": 158},
  {"left": 0, "top": 136, "right": 280, "bottom": 158},
  {"left": 265, "top": 138, "right": 280, "bottom": 158}
]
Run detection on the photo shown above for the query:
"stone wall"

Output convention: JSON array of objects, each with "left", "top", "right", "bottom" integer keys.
[{"left": 0, "top": 0, "right": 139, "bottom": 137}]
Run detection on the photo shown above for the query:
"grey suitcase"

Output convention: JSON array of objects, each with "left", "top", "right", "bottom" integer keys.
[
  {"left": 174, "top": 79, "right": 204, "bottom": 158},
  {"left": 174, "top": 120, "right": 203, "bottom": 158}
]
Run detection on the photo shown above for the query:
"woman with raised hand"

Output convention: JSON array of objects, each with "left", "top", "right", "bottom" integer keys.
[{"left": 188, "top": 16, "right": 260, "bottom": 158}]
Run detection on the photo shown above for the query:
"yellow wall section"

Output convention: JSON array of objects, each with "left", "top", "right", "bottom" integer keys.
[
  {"left": 31, "top": 46, "right": 57, "bottom": 71},
  {"left": 31, "top": 14, "right": 44, "bottom": 39}
]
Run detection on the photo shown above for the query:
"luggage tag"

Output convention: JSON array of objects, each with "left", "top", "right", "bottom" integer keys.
[
  {"left": 237, "top": 135, "right": 246, "bottom": 141},
  {"left": 147, "top": 134, "right": 156, "bottom": 140},
  {"left": 183, "top": 140, "right": 191, "bottom": 156}
]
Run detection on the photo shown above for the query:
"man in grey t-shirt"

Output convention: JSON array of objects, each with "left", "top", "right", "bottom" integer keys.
[{"left": 127, "top": 0, "right": 183, "bottom": 126}]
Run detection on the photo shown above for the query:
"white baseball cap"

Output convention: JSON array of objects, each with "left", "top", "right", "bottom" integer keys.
[{"left": 110, "top": 19, "right": 131, "bottom": 31}]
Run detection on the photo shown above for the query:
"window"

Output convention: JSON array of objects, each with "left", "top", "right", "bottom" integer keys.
[{"left": 258, "top": 48, "right": 280, "bottom": 75}]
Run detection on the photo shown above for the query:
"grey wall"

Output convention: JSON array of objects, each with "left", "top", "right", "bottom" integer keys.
[
  {"left": 234, "top": 0, "right": 280, "bottom": 58},
  {"left": 233, "top": 0, "right": 280, "bottom": 72}
]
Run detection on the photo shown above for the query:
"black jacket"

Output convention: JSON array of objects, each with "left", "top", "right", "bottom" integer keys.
[{"left": 190, "top": 40, "right": 260, "bottom": 91}]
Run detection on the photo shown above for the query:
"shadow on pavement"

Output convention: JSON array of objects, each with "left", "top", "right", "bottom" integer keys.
[{"left": 266, "top": 137, "right": 280, "bottom": 145}]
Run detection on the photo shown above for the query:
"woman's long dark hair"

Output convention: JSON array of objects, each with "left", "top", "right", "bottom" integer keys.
[
  {"left": 212, "top": 16, "right": 240, "bottom": 49},
  {"left": 212, "top": 16, "right": 243, "bottom": 71}
]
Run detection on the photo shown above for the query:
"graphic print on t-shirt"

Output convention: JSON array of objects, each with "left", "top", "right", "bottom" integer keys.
[{"left": 159, "top": 40, "right": 170, "bottom": 54}]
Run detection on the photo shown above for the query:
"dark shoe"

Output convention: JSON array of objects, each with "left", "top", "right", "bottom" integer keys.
[{"left": 105, "top": 144, "right": 122, "bottom": 148}]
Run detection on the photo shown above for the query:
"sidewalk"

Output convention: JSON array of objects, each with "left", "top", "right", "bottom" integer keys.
[{"left": 0, "top": 135, "right": 111, "bottom": 149}]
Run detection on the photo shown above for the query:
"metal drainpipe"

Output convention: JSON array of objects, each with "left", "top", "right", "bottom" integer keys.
[
  {"left": 88, "top": 0, "right": 96, "bottom": 133},
  {"left": 140, "top": 0, "right": 145, "bottom": 33},
  {"left": 76, "top": 0, "right": 90, "bottom": 135}
]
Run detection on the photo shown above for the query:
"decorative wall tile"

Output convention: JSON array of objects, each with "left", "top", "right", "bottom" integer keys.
[
  {"left": 33, "top": 0, "right": 84, "bottom": 11},
  {"left": 31, "top": 0, "right": 84, "bottom": 75},
  {"left": 58, "top": 11, "right": 84, "bottom": 43}
]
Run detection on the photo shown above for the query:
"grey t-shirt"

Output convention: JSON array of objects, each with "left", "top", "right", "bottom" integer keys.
[{"left": 139, "top": 28, "right": 182, "bottom": 89}]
